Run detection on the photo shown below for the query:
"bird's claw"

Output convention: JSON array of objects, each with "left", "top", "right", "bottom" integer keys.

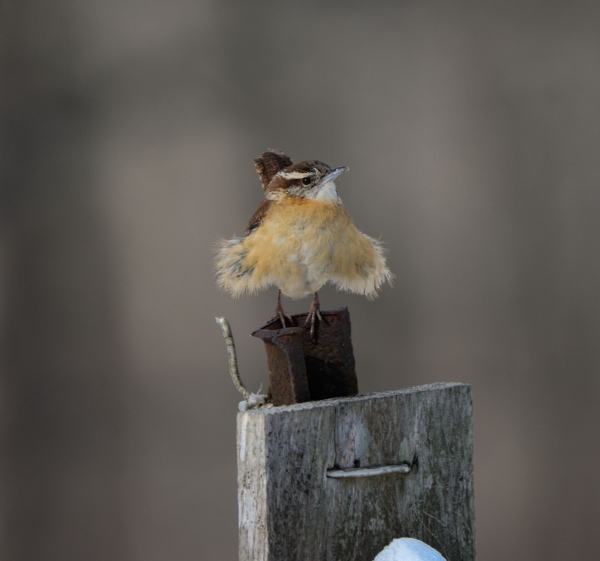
[
  {"left": 304, "top": 308, "right": 323, "bottom": 340},
  {"left": 277, "top": 309, "right": 295, "bottom": 328},
  {"left": 304, "top": 293, "right": 327, "bottom": 341},
  {"left": 275, "top": 290, "right": 294, "bottom": 328}
]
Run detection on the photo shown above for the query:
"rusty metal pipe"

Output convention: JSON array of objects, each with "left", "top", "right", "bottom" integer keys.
[{"left": 251, "top": 307, "right": 358, "bottom": 406}]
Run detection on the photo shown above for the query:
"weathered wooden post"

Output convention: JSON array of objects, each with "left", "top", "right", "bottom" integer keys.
[{"left": 237, "top": 383, "right": 475, "bottom": 561}]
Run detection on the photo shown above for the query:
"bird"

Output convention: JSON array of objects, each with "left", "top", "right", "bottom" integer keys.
[{"left": 215, "top": 149, "right": 392, "bottom": 339}]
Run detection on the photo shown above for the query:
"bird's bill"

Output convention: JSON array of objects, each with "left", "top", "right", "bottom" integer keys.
[{"left": 319, "top": 166, "right": 349, "bottom": 185}]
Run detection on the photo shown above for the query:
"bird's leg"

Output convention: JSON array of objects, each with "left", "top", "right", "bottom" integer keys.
[
  {"left": 275, "top": 289, "right": 294, "bottom": 327},
  {"left": 305, "top": 292, "right": 324, "bottom": 340}
]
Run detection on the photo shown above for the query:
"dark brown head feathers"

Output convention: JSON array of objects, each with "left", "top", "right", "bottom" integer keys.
[
  {"left": 279, "top": 160, "right": 331, "bottom": 175},
  {"left": 254, "top": 150, "right": 293, "bottom": 191}
]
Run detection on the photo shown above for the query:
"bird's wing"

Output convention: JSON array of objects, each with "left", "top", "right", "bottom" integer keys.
[
  {"left": 244, "top": 198, "right": 272, "bottom": 235},
  {"left": 253, "top": 150, "right": 293, "bottom": 191}
]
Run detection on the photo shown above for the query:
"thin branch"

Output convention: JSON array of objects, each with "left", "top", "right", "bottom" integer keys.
[
  {"left": 215, "top": 316, "right": 270, "bottom": 410},
  {"left": 215, "top": 316, "right": 250, "bottom": 399}
]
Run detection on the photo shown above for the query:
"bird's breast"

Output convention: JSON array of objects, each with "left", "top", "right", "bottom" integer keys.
[
  {"left": 244, "top": 199, "right": 368, "bottom": 297},
  {"left": 258, "top": 199, "right": 352, "bottom": 263},
  {"left": 216, "top": 197, "right": 390, "bottom": 299}
]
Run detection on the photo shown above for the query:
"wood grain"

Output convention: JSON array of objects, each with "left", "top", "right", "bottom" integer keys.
[{"left": 237, "top": 383, "right": 475, "bottom": 561}]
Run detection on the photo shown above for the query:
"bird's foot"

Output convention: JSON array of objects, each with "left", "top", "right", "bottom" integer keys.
[
  {"left": 276, "top": 308, "right": 294, "bottom": 328},
  {"left": 275, "top": 290, "right": 294, "bottom": 328},
  {"left": 304, "top": 293, "right": 326, "bottom": 341}
]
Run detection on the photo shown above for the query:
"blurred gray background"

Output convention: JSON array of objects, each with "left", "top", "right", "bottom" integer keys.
[{"left": 1, "top": 1, "right": 600, "bottom": 559}]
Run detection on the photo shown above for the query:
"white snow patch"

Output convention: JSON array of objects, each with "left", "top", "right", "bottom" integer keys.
[{"left": 373, "top": 538, "right": 446, "bottom": 561}]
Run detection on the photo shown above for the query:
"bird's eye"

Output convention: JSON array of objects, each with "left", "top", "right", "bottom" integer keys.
[{"left": 302, "top": 177, "right": 312, "bottom": 186}]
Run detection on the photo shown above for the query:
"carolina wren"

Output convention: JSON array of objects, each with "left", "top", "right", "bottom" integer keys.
[{"left": 216, "top": 150, "right": 392, "bottom": 338}]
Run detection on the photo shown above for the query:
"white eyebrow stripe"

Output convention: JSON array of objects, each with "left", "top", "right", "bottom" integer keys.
[{"left": 277, "top": 171, "right": 312, "bottom": 179}]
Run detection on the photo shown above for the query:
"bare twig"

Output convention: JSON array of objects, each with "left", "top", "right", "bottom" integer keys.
[
  {"left": 215, "top": 317, "right": 270, "bottom": 410},
  {"left": 215, "top": 316, "right": 249, "bottom": 399}
]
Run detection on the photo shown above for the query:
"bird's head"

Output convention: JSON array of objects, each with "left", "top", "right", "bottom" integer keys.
[{"left": 266, "top": 160, "right": 349, "bottom": 201}]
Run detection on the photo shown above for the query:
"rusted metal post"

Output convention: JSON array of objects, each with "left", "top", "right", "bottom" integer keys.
[
  {"left": 251, "top": 326, "right": 310, "bottom": 405},
  {"left": 251, "top": 307, "right": 358, "bottom": 406}
]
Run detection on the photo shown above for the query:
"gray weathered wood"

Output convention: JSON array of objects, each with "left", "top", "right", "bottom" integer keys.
[{"left": 237, "top": 383, "right": 475, "bottom": 561}]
